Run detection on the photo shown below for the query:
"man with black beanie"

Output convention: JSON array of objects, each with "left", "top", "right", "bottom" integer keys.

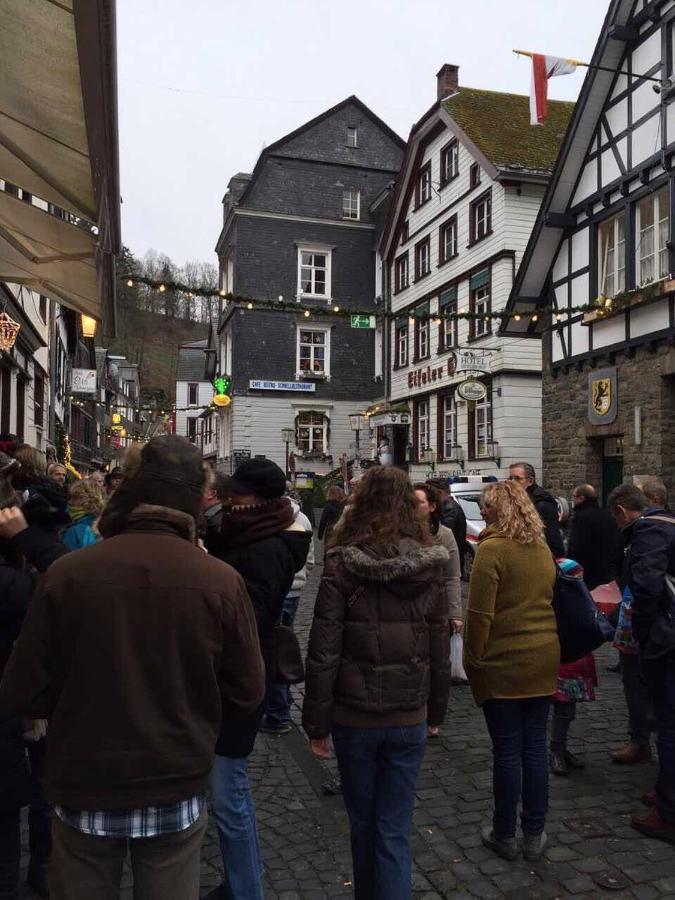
[
  {"left": 205, "top": 457, "right": 311, "bottom": 900},
  {"left": 0, "top": 436, "right": 265, "bottom": 900}
]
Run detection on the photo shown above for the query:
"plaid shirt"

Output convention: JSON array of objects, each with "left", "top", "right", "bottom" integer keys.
[{"left": 54, "top": 795, "right": 203, "bottom": 838}]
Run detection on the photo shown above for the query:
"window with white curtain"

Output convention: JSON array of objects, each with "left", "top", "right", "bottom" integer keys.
[
  {"left": 599, "top": 213, "right": 625, "bottom": 297},
  {"left": 636, "top": 188, "right": 669, "bottom": 286}
]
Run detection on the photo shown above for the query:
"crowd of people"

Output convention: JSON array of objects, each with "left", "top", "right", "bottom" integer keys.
[{"left": 0, "top": 435, "right": 673, "bottom": 900}]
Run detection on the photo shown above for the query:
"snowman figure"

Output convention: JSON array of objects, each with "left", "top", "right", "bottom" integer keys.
[{"left": 378, "top": 437, "right": 393, "bottom": 467}]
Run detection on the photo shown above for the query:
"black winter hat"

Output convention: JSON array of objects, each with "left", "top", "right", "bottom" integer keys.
[
  {"left": 112, "top": 435, "right": 206, "bottom": 519},
  {"left": 226, "top": 458, "right": 286, "bottom": 500}
]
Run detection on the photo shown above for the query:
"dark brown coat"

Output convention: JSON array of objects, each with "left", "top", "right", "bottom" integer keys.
[
  {"left": 302, "top": 540, "right": 451, "bottom": 739},
  {"left": 0, "top": 505, "right": 265, "bottom": 811}
]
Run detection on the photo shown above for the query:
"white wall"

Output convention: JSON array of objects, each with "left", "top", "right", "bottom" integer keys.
[
  {"left": 175, "top": 380, "right": 212, "bottom": 439},
  {"left": 223, "top": 394, "right": 371, "bottom": 474}
]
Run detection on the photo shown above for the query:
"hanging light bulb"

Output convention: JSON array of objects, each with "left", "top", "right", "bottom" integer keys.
[
  {"left": 126, "top": 278, "right": 133, "bottom": 288},
  {"left": 333, "top": 305, "right": 340, "bottom": 313},
  {"left": 556, "top": 313, "right": 562, "bottom": 322},
  {"left": 219, "top": 289, "right": 226, "bottom": 297},
  {"left": 532, "top": 314, "right": 539, "bottom": 322},
  {"left": 246, "top": 302, "right": 253, "bottom": 310},
  {"left": 433, "top": 318, "right": 441, "bottom": 325},
  {"left": 514, "top": 314, "right": 521, "bottom": 322},
  {"left": 159, "top": 284, "right": 166, "bottom": 293},
  {"left": 408, "top": 316, "right": 415, "bottom": 326},
  {"left": 303, "top": 309, "right": 311, "bottom": 318}
]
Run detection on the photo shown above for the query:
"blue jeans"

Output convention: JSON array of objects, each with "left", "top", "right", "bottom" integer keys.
[
  {"left": 642, "top": 651, "right": 675, "bottom": 824},
  {"left": 264, "top": 594, "right": 301, "bottom": 729},
  {"left": 332, "top": 722, "right": 426, "bottom": 900},
  {"left": 482, "top": 697, "right": 551, "bottom": 839},
  {"left": 210, "top": 755, "right": 264, "bottom": 900}
]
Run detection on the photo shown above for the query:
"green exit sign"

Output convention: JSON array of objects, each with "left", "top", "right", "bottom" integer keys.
[{"left": 350, "top": 315, "right": 376, "bottom": 329}]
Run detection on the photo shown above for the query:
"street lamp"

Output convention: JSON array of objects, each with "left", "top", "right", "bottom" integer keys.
[
  {"left": 349, "top": 414, "right": 365, "bottom": 482},
  {"left": 281, "top": 427, "right": 295, "bottom": 477}
]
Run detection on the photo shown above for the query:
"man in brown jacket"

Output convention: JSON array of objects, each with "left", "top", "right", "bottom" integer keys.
[{"left": 0, "top": 436, "right": 265, "bottom": 900}]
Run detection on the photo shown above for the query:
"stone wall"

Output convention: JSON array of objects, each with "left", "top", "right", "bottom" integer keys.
[{"left": 542, "top": 338, "right": 675, "bottom": 497}]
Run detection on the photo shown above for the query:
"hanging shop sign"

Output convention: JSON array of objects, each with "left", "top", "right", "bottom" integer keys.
[
  {"left": 71, "top": 368, "right": 97, "bottom": 394},
  {"left": 456, "top": 378, "right": 487, "bottom": 402},
  {"left": 450, "top": 350, "right": 490, "bottom": 375},
  {"left": 588, "top": 367, "right": 618, "bottom": 425},
  {"left": 249, "top": 379, "right": 316, "bottom": 393},
  {"left": 369, "top": 410, "right": 410, "bottom": 428}
]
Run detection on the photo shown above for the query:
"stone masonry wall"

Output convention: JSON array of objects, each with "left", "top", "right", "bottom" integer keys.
[{"left": 542, "top": 339, "right": 675, "bottom": 497}]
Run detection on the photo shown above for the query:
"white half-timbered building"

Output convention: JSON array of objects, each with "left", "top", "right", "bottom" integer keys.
[
  {"left": 503, "top": 0, "right": 675, "bottom": 499},
  {"left": 376, "top": 65, "right": 573, "bottom": 481}
]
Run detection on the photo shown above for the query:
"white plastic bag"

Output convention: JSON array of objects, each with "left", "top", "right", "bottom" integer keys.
[{"left": 450, "top": 632, "right": 468, "bottom": 683}]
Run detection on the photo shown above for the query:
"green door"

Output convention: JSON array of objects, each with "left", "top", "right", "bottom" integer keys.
[{"left": 602, "top": 456, "right": 623, "bottom": 506}]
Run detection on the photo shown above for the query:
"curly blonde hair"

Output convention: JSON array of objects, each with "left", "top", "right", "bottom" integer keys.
[
  {"left": 69, "top": 478, "right": 106, "bottom": 515},
  {"left": 481, "top": 481, "right": 545, "bottom": 545}
]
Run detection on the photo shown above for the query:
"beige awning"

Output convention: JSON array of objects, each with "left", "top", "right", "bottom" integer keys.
[{"left": 0, "top": 0, "right": 120, "bottom": 333}]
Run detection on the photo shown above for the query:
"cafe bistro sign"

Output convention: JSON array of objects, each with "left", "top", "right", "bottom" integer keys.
[{"left": 407, "top": 350, "right": 489, "bottom": 390}]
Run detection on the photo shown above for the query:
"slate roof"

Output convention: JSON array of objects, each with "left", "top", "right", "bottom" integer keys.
[
  {"left": 176, "top": 340, "right": 208, "bottom": 382},
  {"left": 442, "top": 88, "right": 574, "bottom": 176}
]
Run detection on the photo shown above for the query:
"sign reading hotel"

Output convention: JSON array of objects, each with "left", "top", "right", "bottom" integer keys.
[{"left": 249, "top": 379, "right": 316, "bottom": 393}]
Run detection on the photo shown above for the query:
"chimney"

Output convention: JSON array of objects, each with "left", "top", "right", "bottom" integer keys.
[{"left": 437, "top": 64, "right": 459, "bottom": 100}]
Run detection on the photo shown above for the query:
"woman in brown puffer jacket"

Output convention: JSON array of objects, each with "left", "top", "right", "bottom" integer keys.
[{"left": 302, "top": 466, "right": 451, "bottom": 900}]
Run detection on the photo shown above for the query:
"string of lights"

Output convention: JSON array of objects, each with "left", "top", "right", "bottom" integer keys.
[{"left": 120, "top": 272, "right": 646, "bottom": 327}]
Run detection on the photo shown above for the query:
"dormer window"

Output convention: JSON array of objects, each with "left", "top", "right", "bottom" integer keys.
[{"left": 346, "top": 126, "right": 358, "bottom": 148}]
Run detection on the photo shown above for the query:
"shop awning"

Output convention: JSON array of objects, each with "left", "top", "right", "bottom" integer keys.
[{"left": 0, "top": 0, "right": 120, "bottom": 333}]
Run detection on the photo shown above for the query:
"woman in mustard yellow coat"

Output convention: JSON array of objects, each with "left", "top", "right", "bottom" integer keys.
[{"left": 464, "top": 480, "right": 559, "bottom": 863}]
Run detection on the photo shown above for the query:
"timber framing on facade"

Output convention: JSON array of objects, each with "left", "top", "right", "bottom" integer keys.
[{"left": 501, "top": 0, "right": 675, "bottom": 496}]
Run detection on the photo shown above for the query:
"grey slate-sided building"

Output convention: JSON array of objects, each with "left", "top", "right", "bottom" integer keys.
[{"left": 212, "top": 96, "right": 405, "bottom": 474}]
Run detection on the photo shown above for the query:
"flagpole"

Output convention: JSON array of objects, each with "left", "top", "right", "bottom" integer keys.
[{"left": 513, "top": 49, "right": 662, "bottom": 85}]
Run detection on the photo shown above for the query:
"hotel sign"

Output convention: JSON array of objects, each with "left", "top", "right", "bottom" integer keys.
[
  {"left": 249, "top": 380, "right": 316, "bottom": 392},
  {"left": 408, "top": 352, "right": 490, "bottom": 390}
]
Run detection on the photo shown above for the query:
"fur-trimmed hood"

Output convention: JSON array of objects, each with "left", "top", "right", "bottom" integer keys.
[{"left": 330, "top": 540, "right": 449, "bottom": 592}]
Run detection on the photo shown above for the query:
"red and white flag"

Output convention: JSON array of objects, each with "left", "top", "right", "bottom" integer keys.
[{"left": 530, "top": 54, "right": 577, "bottom": 125}]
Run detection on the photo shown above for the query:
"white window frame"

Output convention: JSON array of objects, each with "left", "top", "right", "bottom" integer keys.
[
  {"left": 440, "top": 293, "right": 458, "bottom": 349},
  {"left": 188, "top": 382, "right": 199, "bottom": 406},
  {"left": 473, "top": 282, "right": 490, "bottom": 338},
  {"left": 442, "top": 394, "right": 458, "bottom": 459},
  {"left": 375, "top": 325, "right": 383, "bottom": 378},
  {"left": 297, "top": 411, "right": 328, "bottom": 454},
  {"left": 394, "top": 254, "right": 409, "bottom": 292},
  {"left": 440, "top": 141, "right": 459, "bottom": 183},
  {"left": 296, "top": 327, "right": 330, "bottom": 378},
  {"left": 342, "top": 190, "right": 361, "bottom": 220},
  {"left": 187, "top": 416, "right": 198, "bottom": 443},
  {"left": 396, "top": 322, "right": 408, "bottom": 367},
  {"left": 417, "top": 399, "right": 430, "bottom": 459},
  {"left": 441, "top": 218, "right": 458, "bottom": 262},
  {"left": 471, "top": 192, "right": 491, "bottom": 242},
  {"left": 599, "top": 213, "right": 626, "bottom": 298},
  {"left": 346, "top": 126, "right": 358, "bottom": 148},
  {"left": 297, "top": 244, "right": 332, "bottom": 298},
  {"left": 472, "top": 389, "right": 493, "bottom": 459},
  {"left": 636, "top": 187, "right": 669, "bottom": 287},
  {"left": 415, "top": 239, "right": 430, "bottom": 279},
  {"left": 418, "top": 164, "right": 432, "bottom": 206},
  {"left": 416, "top": 316, "right": 429, "bottom": 359}
]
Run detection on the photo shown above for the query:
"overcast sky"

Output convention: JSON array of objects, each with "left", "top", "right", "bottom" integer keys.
[{"left": 117, "top": 0, "right": 608, "bottom": 267}]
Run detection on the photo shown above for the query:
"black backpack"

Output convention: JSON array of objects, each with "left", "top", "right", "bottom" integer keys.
[{"left": 552, "top": 566, "right": 615, "bottom": 663}]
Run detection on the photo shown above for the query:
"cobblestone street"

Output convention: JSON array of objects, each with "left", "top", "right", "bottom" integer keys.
[{"left": 22, "top": 543, "right": 674, "bottom": 899}]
